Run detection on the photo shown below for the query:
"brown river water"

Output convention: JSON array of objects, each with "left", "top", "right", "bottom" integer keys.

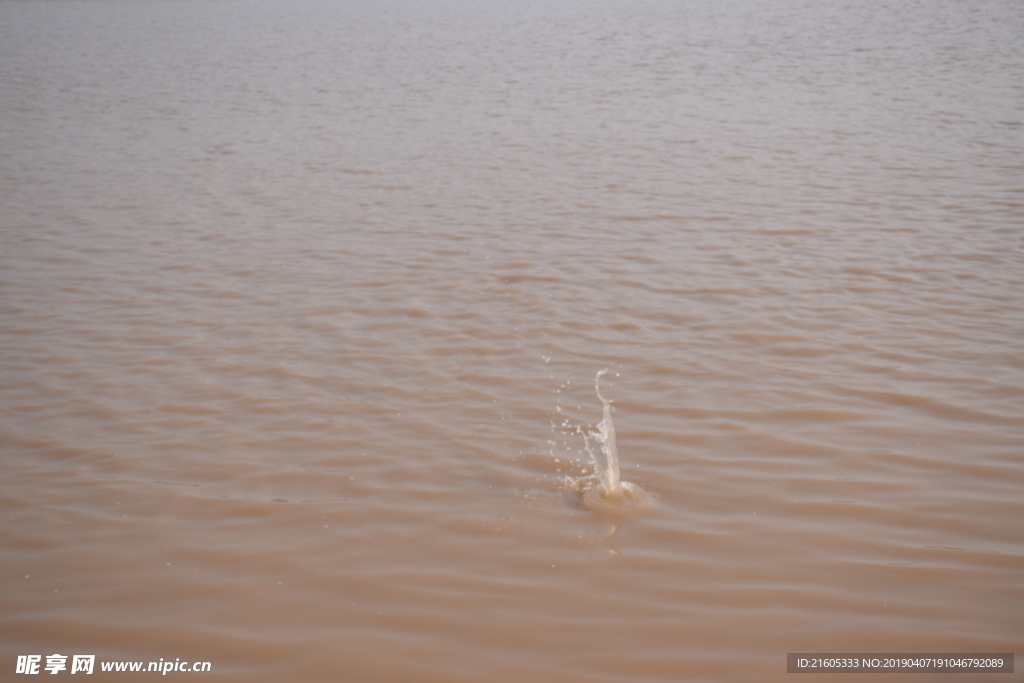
[{"left": 2, "top": 0, "right": 1022, "bottom": 680}]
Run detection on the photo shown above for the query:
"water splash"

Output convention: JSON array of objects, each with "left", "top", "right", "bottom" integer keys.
[
  {"left": 577, "top": 369, "right": 651, "bottom": 512},
  {"left": 585, "top": 369, "right": 620, "bottom": 496}
]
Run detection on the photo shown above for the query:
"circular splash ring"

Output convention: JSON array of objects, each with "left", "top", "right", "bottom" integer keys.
[{"left": 581, "top": 480, "right": 654, "bottom": 515}]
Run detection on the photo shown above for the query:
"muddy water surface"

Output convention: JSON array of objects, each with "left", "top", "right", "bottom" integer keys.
[{"left": 2, "top": 0, "right": 1023, "bottom": 680}]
